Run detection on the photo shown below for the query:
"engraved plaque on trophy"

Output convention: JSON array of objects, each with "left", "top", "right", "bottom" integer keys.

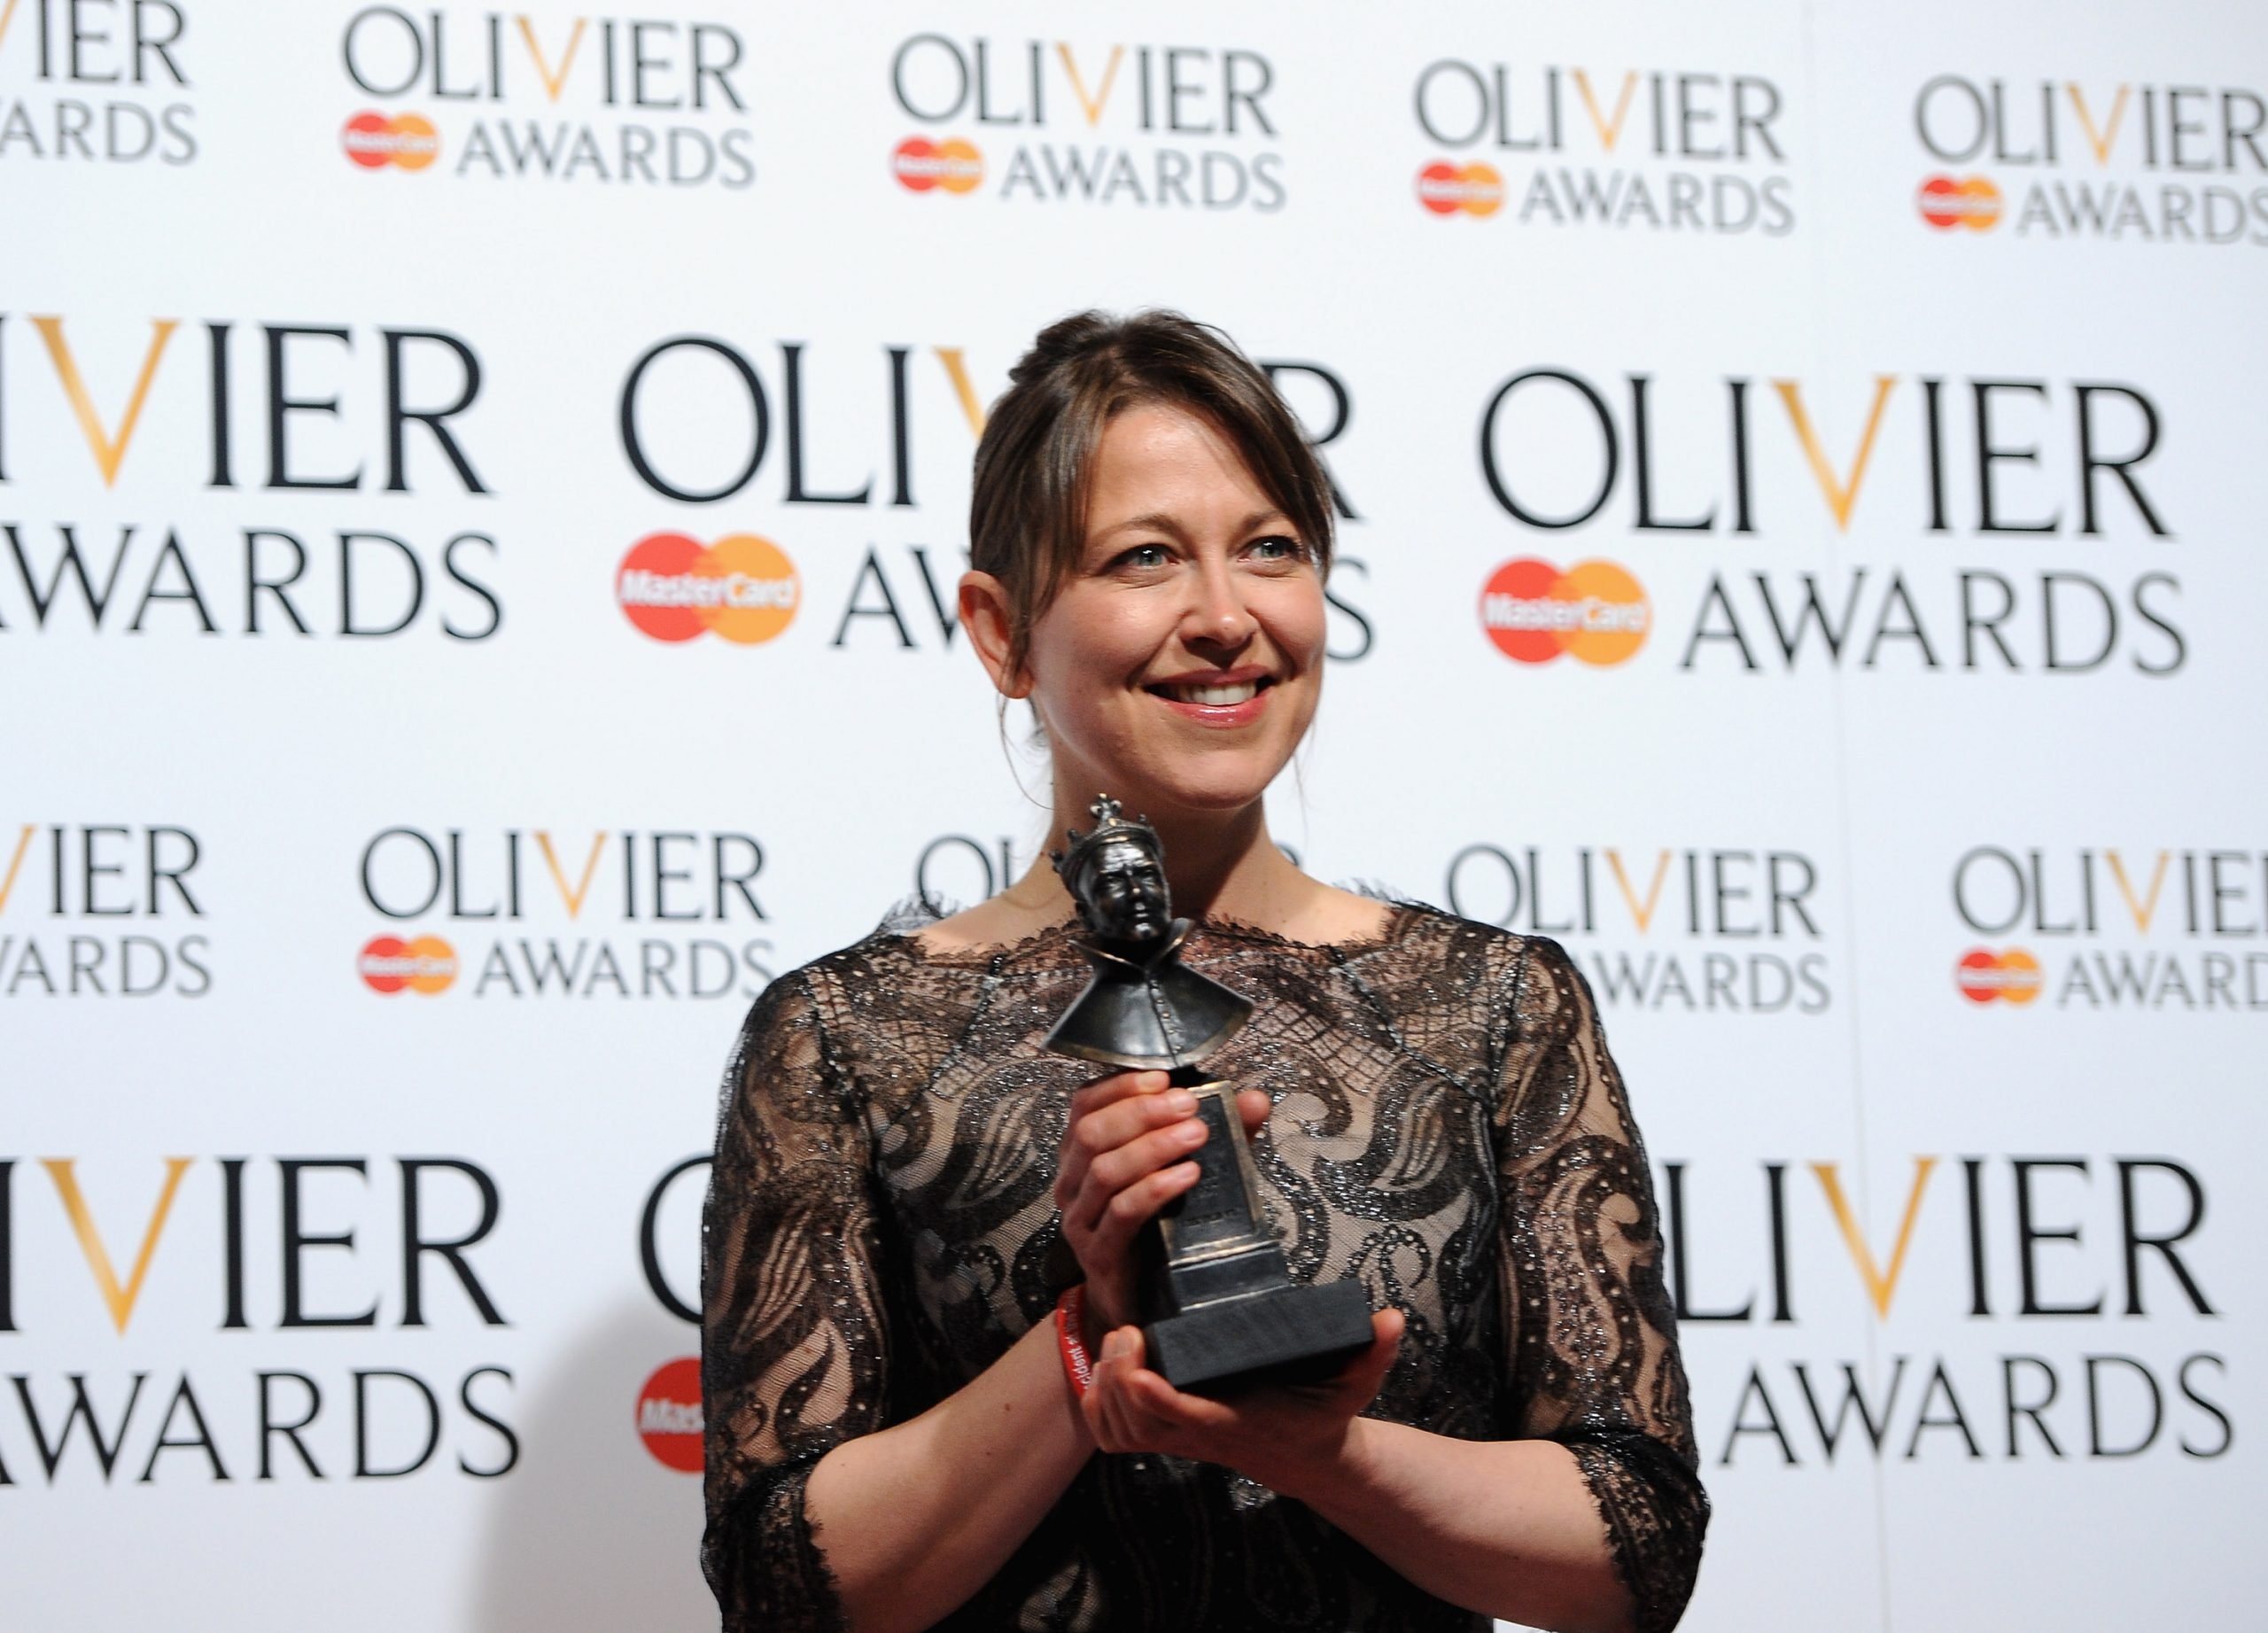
[{"left": 1045, "top": 797, "right": 1375, "bottom": 1392}]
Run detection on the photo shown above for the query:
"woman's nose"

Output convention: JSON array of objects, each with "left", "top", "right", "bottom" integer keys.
[{"left": 1182, "top": 556, "right": 1257, "bottom": 649}]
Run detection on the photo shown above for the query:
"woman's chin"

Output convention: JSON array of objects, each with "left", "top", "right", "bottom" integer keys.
[
  {"left": 1114, "top": 773, "right": 1283, "bottom": 822},
  {"left": 1055, "top": 738, "right": 1297, "bottom": 825}
]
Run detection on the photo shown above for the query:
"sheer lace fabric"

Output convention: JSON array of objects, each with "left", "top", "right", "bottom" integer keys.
[{"left": 701, "top": 903, "right": 1707, "bottom": 1632}]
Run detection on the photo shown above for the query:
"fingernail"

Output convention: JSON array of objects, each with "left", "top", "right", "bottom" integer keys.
[
  {"left": 1176, "top": 1118, "right": 1206, "bottom": 1145},
  {"left": 1165, "top": 1090, "right": 1196, "bottom": 1115},
  {"left": 1103, "top": 1330, "right": 1132, "bottom": 1361}
]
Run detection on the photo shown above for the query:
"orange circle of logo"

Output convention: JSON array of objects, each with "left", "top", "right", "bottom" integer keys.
[
  {"left": 617, "top": 533, "right": 799, "bottom": 646},
  {"left": 1955, "top": 947, "right": 2040, "bottom": 1004},
  {"left": 636, "top": 1357, "right": 704, "bottom": 1474},
  {"left": 358, "top": 935, "right": 456, "bottom": 995},
  {"left": 1417, "top": 160, "right": 1503, "bottom": 218},
  {"left": 342, "top": 111, "right": 439, "bottom": 172},
  {"left": 894, "top": 136, "right": 983, "bottom": 195},
  {"left": 1479, "top": 558, "right": 1650, "bottom": 665},
  {"left": 1916, "top": 175, "right": 2000, "bottom": 230}
]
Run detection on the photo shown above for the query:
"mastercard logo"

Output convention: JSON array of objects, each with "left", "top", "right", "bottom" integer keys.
[
  {"left": 1916, "top": 175, "right": 2001, "bottom": 230},
  {"left": 1417, "top": 160, "right": 1504, "bottom": 218},
  {"left": 1479, "top": 558, "right": 1650, "bottom": 665},
  {"left": 636, "top": 1357, "right": 703, "bottom": 1474},
  {"left": 617, "top": 533, "right": 800, "bottom": 645},
  {"left": 893, "top": 136, "right": 983, "bottom": 195},
  {"left": 1955, "top": 947, "right": 2041, "bottom": 1004},
  {"left": 359, "top": 935, "right": 457, "bottom": 995},
  {"left": 342, "top": 111, "right": 439, "bottom": 172}
]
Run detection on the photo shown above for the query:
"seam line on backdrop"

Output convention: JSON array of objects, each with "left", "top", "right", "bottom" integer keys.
[{"left": 1798, "top": 2, "right": 1898, "bottom": 1627}]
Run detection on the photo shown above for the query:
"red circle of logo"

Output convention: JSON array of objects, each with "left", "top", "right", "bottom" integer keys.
[
  {"left": 358, "top": 935, "right": 411, "bottom": 992},
  {"left": 893, "top": 136, "right": 941, "bottom": 192},
  {"left": 343, "top": 112, "right": 393, "bottom": 170},
  {"left": 1479, "top": 557, "right": 1567, "bottom": 663},
  {"left": 616, "top": 533, "right": 710, "bottom": 642},
  {"left": 636, "top": 1357, "right": 704, "bottom": 1473}
]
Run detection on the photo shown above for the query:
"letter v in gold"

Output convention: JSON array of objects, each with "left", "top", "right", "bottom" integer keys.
[
  {"left": 536, "top": 830, "right": 607, "bottom": 918},
  {"left": 33, "top": 317, "right": 180, "bottom": 487},
  {"left": 1605, "top": 849, "right": 1672, "bottom": 932},
  {"left": 1812, "top": 1157, "right": 1936, "bottom": 1318},
  {"left": 1572, "top": 70, "right": 1638, "bottom": 152},
  {"left": 2066, "top": 84, "right": 2131, "bottom": 165},
  {"left": 1056, "top": 43, "right": 1123, "bottom": 127},
  {"left": 0, "top": 825, "right": 35, "bottom": 914},
  {"left": 1773, "top": 376, "right": 1897, "bottom": 530},
  {"left": 517, "top": 17, "right": 586, "bottom": 102},
  {"left": 2105, "top": 849, "right": 2168, "bottom": 933},
  {"left": 934, "top": 348, "right": 987, "bottom": 437},
  {"left": 43, "top": 1158, "right": 193, "bottom": 1334}
]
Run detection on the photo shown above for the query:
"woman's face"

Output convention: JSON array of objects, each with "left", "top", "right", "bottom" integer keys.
[{"left": 1015, "top": 401, "right": 1327, "bottom": 822}]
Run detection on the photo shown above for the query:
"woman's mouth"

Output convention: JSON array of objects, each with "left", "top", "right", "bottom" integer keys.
[
  {"left": 1145, "top": 673, "right": 1276, "bottom": 725},
  {"left": 1162, "top": 680, "right": 1259, "bottom": 705}
]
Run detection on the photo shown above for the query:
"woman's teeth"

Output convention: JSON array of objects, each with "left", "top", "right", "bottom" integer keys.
[{"left": 1167, "top": 680, "right": 1259, "bottom": 705}]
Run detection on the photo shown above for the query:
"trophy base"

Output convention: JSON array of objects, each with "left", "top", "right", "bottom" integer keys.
[{"left": 1144, "top": 1277, "right": 1375, "bottom": 1393}]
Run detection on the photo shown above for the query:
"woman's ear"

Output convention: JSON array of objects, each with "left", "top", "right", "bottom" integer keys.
[{"left": 959, "top": 571, "right": 1030, "bottom": 699}]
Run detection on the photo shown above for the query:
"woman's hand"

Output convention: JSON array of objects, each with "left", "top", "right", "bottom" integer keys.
[
  {"left": 1054, "top": 1070, "right": 1270, "bottom": 1333},
  {"left": 1083, "top": 1309, "right": 1406, "bottom": 1497}
]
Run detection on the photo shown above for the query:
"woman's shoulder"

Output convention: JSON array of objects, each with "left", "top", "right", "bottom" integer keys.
[
  {"left": 1336, "top": 894, "right": 1553, "bottom": 973},
  {"left": 738, "top": 898, "right": 1068, "bottom": 1038},
  {"left": 750, "top": 908, "right": 949, "bottom": 1003},
  {"left": 1331, "top": 898, "right": 1596, "bottom": 1033}
]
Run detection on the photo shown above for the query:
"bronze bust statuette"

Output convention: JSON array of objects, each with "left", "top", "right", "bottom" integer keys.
[{"left": 1046, "top": 797, "right": 1376, "bottom": 1392}]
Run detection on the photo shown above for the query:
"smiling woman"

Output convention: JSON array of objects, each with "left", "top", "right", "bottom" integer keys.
[
  {"left": 699, "top": 312, "right": 1709, "bottom": 1633},
  {"left": 976, "top": 398, "right": 1328, "bottom": 829}
]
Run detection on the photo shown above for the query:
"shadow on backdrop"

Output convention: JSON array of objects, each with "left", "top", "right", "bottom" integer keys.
[{"left": 472, "top": 1296, "right": 713, "bottom": 1633}]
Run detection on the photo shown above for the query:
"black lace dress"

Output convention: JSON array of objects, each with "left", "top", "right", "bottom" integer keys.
[{"left": 700, "top": 902, "right": 1708, "bottom": 1633}]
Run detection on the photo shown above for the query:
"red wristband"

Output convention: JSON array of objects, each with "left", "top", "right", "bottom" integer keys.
[{"left": 1054, "top": 1284, "right": 1094, "bottom": 1397}]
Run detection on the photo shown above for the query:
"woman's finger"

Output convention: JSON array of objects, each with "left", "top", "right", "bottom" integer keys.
[
  {"left": 1123, "top": 1364, "right": 1233, "bottom": 1436},
  {"left": 1329, "top": 1307, "right": 1406, "bottom": 1407},
  {"left": 1079, "top": 1111, "right": 1209, "bottom": 1206},
  {"left": 1081, "top": 1158, "right": 1200, "bottom": 1263},
  {"left": 1067, "top": 1124, "right": 1202, "bottom": 1241},
  {"left": 1055, "top": 1071, "right": 1175, "bottom": 1207},
  {"left": 1091, "top": 1327, "right": 1146, "bottom": 1451},
  {"left": 1236, "top": 1087, "right": 1270, "bottom": 1136},
  {"left": 1074, "top": 1083, "right": 1196, "bottom": 1166}
]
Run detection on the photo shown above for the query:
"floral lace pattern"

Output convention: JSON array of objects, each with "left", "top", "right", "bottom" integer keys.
[{"left": 701, "top": 904, "right": 1707, "bottom": 1631}]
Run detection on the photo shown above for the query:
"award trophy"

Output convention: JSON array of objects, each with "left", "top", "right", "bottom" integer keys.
[{"left": 1045, "top": 797, "right": 1375, "bottom": 1392}]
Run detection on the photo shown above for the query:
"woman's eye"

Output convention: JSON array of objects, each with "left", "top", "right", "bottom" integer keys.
[
  {"left": 1116, "top": 543, "right": 1172, "bottom": 571},
  {"left": 1247, "top": 535, "right": 1309, "bottom": 564}
]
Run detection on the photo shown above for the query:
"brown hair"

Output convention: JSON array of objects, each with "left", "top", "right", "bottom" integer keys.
[{"left": 969, "top": 310, "right": 1336, "bottom": 682}]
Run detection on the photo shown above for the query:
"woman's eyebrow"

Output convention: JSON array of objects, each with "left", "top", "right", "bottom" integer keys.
[
  {"left": 1090, "top": 511, "right": 1194, "bottom": 545},
  {"left": 1089, "top": 509, "right": 1292, "bottom": 545}
]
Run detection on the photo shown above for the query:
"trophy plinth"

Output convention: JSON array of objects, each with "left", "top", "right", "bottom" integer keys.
[
  {"left": 1045, "top": 797, "right": 1376, "bottom": 1394},
  {"left": 1138, "top": 1077, "right": 1375, "bottom": 1389}
]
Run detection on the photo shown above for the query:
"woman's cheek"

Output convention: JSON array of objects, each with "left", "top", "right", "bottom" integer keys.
[{"left": 1262, "top": 580, "right": 1330, "bottom": 670}]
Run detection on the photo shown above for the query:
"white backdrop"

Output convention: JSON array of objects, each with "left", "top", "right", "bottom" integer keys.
[{"left": 4, "top": 2, "right": 2264, "bottom": 1628}]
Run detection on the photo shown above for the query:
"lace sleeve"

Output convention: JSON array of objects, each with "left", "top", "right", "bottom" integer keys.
[
  {"left": 701, "top": 970, "right": 887, "bottom": 1633},
  {"left": 1493, "top": 937, "right": 1709, "bottom": 1633}
]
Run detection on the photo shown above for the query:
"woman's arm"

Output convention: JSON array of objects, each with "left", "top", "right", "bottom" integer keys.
[
  {"left": 802, "top": 1319, "right": 1089, "bottom": 1633},
  {"left": 1246, "top": 1409, "right": 1635, "bottom": 1632},
  {"left": 1298, "top": 1427, "right": 1630, "bottom": 1630},
  {"left": 807, "top": 1067, "right": 1262, "bottom": 1633},
  {"left": 1084, "top": 1318, "right": 1634, "bottom": 1632},
  {"left": 705, "top": 977, "right": 1247, "bottom": 1633},
  {"left": 1080, "top": 936, "right": 1706, "bottom": 1633}
]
